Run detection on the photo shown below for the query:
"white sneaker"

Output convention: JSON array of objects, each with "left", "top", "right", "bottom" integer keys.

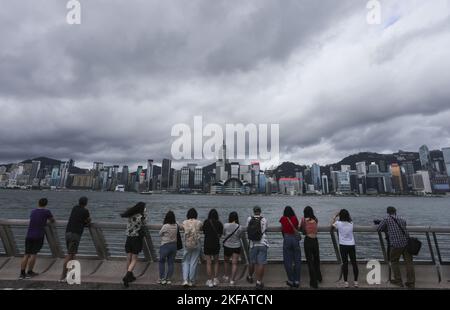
[
  {"left": 222, "top": 276, "right": 229, "bottom": 282},
  {"left": 344, "top": 281, "right": 349, "bottom": 288},
  {"left": 206, "top": 280, "right": 214, "bottom": 288},
  {"left": 182, "top": 280, "right": 189, "bottom": 287},
  {"left": 158, "top": 279, "right": 167, "bottom": 285},
  {"left": 354, "top": 281, "right": 359, "bottom": 288},
  {"left": 213, "top": 278, "right": 220, "bottom": 286},
  {"left": 230, "top": 280, "right": 235, "bottom": 286},
  {"left": 188, "top": 281, "right": 194, "bottom": 287},
  {"left": 166, "top": 280, "right": 172, "bottom": 285}
]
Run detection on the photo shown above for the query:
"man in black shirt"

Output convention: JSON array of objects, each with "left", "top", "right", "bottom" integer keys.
[{"left": 60, "top": 197, "right": 91, "bottom": 282}]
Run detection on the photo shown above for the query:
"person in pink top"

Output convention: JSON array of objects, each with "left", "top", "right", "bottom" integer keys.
[{"left": 299, "top": 206, "right": 322, "bottom": 289}]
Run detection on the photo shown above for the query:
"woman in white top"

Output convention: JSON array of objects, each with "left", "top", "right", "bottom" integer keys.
[{"left": 332, "top": 209, "right": 359, "bottom": 288}]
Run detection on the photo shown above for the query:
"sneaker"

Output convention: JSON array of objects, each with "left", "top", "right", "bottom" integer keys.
[
  {"left": 122, "top": 275, "right": 130, "bottom": 288},
  {"left": 206, "top": 280, "right": 214, "bottom": 288},
  {"left": 293, "top": 282, "right": 300, "bottom": 288},
  {"left": 344, "top": 281, "right": 349, "bottom": 288},
  {"left": 59, "top": 275, "right": 67, "bottom": 283},
  {"left": 256, "top": 282, "right": 264, "bottom": 290},
  {"left": 213, "top": 278, "right": 220, "bottom": 286},
  {"left": 25, "top": 271, "right": 39, "bottom": 279},
  {"left": 222, "top": 276, "right": 229, "bottom": 283},
  {"left": 188, "top": 281, "right": 194, "bottom": 287},
  {"left": 354, "top": 281, "right": 359, "bottom": 288},
  {"left": 182, "top": 280, "right": 189, "bottom": 287},
  {"left": 229, "top": 280, "right": 235, "bottom": 286},
  {"left": 19, "top": 273, "right": 26, "bottom": 280},
  {"left": 158, "top": 279, "right": 167, "bottom": 285},
  {"left": 246, "top": 275, "right": 254, "bottom": 284},
  {"left": 166, "top": 280, "right": 172, "bottom": 285},
  {"left": 286, "top": 281, "right": 294, "bottom": 287}
]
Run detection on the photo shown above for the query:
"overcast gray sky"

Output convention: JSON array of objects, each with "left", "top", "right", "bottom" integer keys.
[{"left": 1, "top": 0, "right": 450, "bottom": 170}]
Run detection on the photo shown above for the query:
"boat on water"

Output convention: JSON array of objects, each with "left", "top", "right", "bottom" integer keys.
[
  {"left": 115, "top": 185, "right": 125, "bottom": 192},
  {"left": 140, "top": 191, "right": 153, "bottom": 195}
]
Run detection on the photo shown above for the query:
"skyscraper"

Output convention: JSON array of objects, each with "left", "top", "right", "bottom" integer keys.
[
  {"left": 390, "top": 163, "right": 403, "bottom": 193},
  {"left": 161, "top": 159, "right": 172, "bottom": 190},
  {"left": 146, "top": 159, "right": 154, "bottom": 190},
  {"left": 419, "top": 145, "right": 431, "bottom": 170},
  {"left": 442, "top": 147, "right": 450, "bottom": 176},
  {"left": 121, "top": 165, "right": 129, "bottom": 187},
  {"left": 321, "top": 174, "right": 329, "bottom": 194},
  {"left": 311, "top": 163, "right": 321, "bottom": 191},
  {"left": 356, "top": 162, "right": 367, "bottom": 176}
]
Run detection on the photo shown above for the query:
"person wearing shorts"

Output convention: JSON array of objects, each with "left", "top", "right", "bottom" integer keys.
[
  {"left": 222, "top": 211, "right": 244, "bottom": 286},
  {"left": 19, "top": 198, "right": 54, "bottom": 279},
  {"left": 60, "top": 197, "right": 91, "bottom": 282}
]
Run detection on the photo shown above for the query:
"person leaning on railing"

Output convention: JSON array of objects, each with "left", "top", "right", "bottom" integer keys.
[{"left": 376, "top": 206, "right": 415, "bottom": 289}]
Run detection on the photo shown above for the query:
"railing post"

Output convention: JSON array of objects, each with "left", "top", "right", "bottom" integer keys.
[
  {"left": 142, "top": 225, "right": 158, "bottom": 262},
  {"left": 88, "top": 224, "right": 110, "bottom": 260},
  {"left": 377, "top": 230, "right": 391, "bottom": 282},
  {"left": 330, "top": 227, "right": 342, "bottom": 281},
  {"left": 44, "top": 222, "right": 64, "bottom": 258},
  {"left": 426, "top": 231, "right": 441, "bottom": 283},
  {"left": 0, "top": 225, "right": 18, "bottom": 257}
]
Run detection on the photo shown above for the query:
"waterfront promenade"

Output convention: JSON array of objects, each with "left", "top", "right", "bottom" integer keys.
[{"left": 1, "top": 219, "right": 450, "bottom": 289}]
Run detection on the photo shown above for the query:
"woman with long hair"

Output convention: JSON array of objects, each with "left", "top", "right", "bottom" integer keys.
[
  {"left": 279, "top": 206, "right": 301, "bottom": 288},
  {"left": 332, "top": 209, "right": 359, "bottom": 288},
  {"left": 202, "top": 209, "right": 223, "bottom": 287},
  {"left": 121, "top": 202, "right": 147, "bottom": 287},
  {"left": 299, "top": 206, "right": 322, "bottom": 289},
  {"left": 182, "top": 208, "right": 203, "bottom": 287},
  {"left": 158, "top": 211, "right": 178, "bottom": 285},
  {"left": 222, "top": 211, "right": 244, "bottom": 286}
]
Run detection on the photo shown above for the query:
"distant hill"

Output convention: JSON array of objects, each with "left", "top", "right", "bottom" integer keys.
[{"left": 21, "top": 156, "right": 62, "bottom": 167}]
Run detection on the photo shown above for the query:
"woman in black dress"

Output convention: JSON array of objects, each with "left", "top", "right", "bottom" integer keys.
[{"left": 202, "top": 209, "right": 223, "bottom": 287}]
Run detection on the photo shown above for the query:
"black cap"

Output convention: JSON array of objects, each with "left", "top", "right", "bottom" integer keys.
[{"left": 253, "top": 206, "right": 261, "bottom": 214}]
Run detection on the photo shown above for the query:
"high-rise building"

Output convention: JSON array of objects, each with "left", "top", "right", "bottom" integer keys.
[
  {"left": 161, "top": 159, "right": 172, "bottom": 190},
  {"left": 390, "top": 163, "right": 404, "bottom": 193},
  {"left": 251, "top": 162, "right": 260, "bottom": 193},
  {"left": 278, "top": 178, "right": 301, "bottom": 195},
  {"left": 401, "top": 162, "right": 415, "bottom": 190},
  {"left": 59, "top": 161, "right": 70, "bottom": 188},
  {"left": 146, "top": 159, "right": 154, "bottom": 190},
  {"left": 30, "top": 160, "right": 41, "bottom": 180},
  {"left": 413, "top": 171, "right": 432, "bottom": 193},
  {"left": 194, "top": 167, "right": 203, "bottom": 189},
  {"left": 121, "top": 165, "right": 129, "bottom": 188},
  {"left": 341, "top": 165, "right": 351, "bottom": 172},
  {"left": 368, "top": 162, "right": 379, "bottom": 174},
  {"left": 215, "top": 140, "right": 228, "bottom": 182},
  {"left": 180, "top": 166, "right": 190, "bottom": 190},
  {"left": 93, "top": 162, "right": 104, "bottom": 171},
  {"left": 311, "top": 163, "right": 321, "bottom": 191},
  {"left": 356, "top": 162, "right": 367, "bottom": 176},
  {"left": 419, "top": 145, "right": 431, "bottom": 170},
  {"left": 230, "top": 162, "right": 240, "bottom": 179},
  {"left": 321, "top": 174, "right": 329, "bottom": 194},
  {"left": 442, "top": 147, "right": 450, "bottom": 176}
]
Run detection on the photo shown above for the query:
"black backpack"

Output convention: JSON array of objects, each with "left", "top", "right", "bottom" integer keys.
[{"left": 247, "top": 216, "right": 263, "bottom": 241}]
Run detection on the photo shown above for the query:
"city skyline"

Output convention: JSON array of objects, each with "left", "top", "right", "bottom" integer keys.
[{"left": 1, "top": 1, "right": 450, "bottom": 168}]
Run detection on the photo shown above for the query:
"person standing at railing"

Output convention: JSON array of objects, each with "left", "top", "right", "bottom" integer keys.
[
  {"left": 246, "top": 206, "right": 269, "bottom": 290},
  {"left": 202, "top": 209, "right": 224, "bottom": 288},
  {"left": 19, "top": 198, "right": 54, "bottom": 280},
  {"left": 120, "top": 202, "right": 147, "bottom": 288},
  {"left": 331, "top": 209, "right": 359, "bottom": 288},
  {"left": 182, "top": 208, "right": 203, "bottom": 287},
  {"left": 60, "top": 196, "right": 91, "bottom": 282},
  {"left": 222, "top": 211, "right": 244, "bottom": 286},
  {"left": 300, "top": 206, "right": 322, "bottom": 289},
  {"left": 376, "top": 206, "right": 415, "bottom": 289},
  {"left": 279, "top": 206, "right": 302, "bottom": 288},
  {"left": 158, "top": 211, "right": 178, "bottom": 285}
]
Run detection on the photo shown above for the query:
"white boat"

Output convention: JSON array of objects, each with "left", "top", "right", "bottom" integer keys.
[{"left": 115, "top": 185, "right": 125, "bottom": 192}]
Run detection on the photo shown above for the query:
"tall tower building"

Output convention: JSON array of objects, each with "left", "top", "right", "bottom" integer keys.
[
  {"left": 419, "top": 145, "right": 431, "bottom": 170},
  {"left": 146, "top": 159, "right": 154, "bottom": 190},
  {"left": 443, "top": 147, "right": 450, "bottom": 176},
  {"left": 162, "top": 159, "right": 172, "bottom": 190},
  {"left": 390, "top": 163, "right": 404, "bottom": 193},
  {"left": 311, "top": 163, "right": 321, "bottom": 191}
]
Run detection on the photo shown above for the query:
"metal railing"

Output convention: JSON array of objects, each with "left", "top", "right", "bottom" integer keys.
[{"left": 1, "top": 219, "right": 450, "bottom": 282}]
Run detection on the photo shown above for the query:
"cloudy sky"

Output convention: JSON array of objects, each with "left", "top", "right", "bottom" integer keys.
[{"left": 1, "top": 0, "right": 450, "bottom": 169}]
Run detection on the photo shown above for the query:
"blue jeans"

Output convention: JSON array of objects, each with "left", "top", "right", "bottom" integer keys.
[
  {"left": 182, "top": 246, "right": 201, "bottom": 282},
  {"left": 159, "top": 242, "right": 177, "bottom": 280},
  {"left": 283, "top": 234, "right": 302, "bottom": 284}
]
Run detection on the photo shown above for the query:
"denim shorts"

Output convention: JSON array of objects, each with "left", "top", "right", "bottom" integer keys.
[{"left": 249, "top": 246, "right": 268, "bottom": 265}]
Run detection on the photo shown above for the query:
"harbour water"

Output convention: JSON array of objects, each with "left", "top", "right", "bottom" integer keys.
[{"left": 1, "top": 190, "right": 450, "bottom": 261}]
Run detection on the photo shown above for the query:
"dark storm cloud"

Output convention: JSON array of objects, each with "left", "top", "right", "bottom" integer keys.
[{"left": 1, "top": 0, "right": 450, "bottom": 168}]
